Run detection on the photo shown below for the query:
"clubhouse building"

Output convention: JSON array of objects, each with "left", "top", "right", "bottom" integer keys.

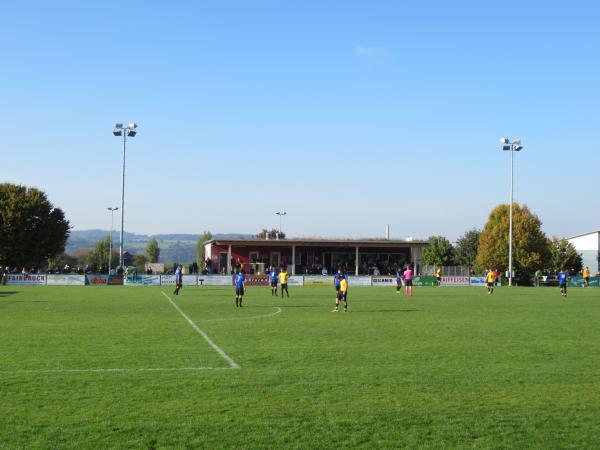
[{"left": 204, "top": 237, "right": 428, "bottom": 276}]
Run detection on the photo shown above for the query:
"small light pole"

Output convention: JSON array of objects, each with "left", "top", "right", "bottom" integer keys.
[
  {"left": 276, "top": 211, "right": 287, "bottom": 236},
  {"left": 107, "top": 207, "right": 119, "bottom": 274},
  {"left": 113, "top": 123, "right": 138, "bottom": 268},
  {"left": 500, "top": 137, "right": 524, "bottom": 287}
]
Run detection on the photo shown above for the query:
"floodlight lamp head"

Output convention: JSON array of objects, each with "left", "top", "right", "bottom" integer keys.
[
  {"left": 115, "top": 123, "right": 123, "bottom": 129},
  {"left": 127, "top": 123, "right": 137, "bottom": 129},
  {"left": 512, "top": 138, "right": 521, "bottom": 145},
  {"left": 514, "top": 145, "right": 523, "bottom": 152},
  {"left": 126, "top": 129, "right": 137, "bottom": 137},
  {"left": 500, "top": 137, "right": 509, "bottom": 144},
  {"left": 113, "top": 130, "right": 123, "bottom": 136}
]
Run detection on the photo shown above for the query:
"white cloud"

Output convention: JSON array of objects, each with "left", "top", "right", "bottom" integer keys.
[{"left": 355, "top": 45, "right": 386, "bottom": 58}]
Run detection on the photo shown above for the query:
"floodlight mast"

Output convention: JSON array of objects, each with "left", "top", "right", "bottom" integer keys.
[
  {"left": 107, "top": 207, "right": 119, "bottom": 274},
  {"left": 276, "top": 211, "right": 287, "bottom": 235},
  {"left": 500, "top": 138, "right": 523, "bottom": 287},
  {"left": 113, "top": 123, "right": 138, "bottom": 269}
]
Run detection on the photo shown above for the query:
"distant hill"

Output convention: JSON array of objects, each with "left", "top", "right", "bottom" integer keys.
[{"left": 66, "top": 230, "right": 254, "bottom": 263}]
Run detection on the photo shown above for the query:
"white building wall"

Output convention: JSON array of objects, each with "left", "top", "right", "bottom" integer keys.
[{"left": 567, "top": 231, "right": 600, "bottom": 275}]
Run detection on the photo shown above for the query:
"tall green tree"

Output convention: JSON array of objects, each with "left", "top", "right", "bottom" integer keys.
[
  {"left": 548, "top": 237, "right": 582, "bottom": 273},
  {"left": 197, "top": 231, "right": 213, "bottom": 269},
  {"left": 86, "top": 236, "right": 115, "bottom": 273},
  {"left": 0, "top": 183, "right": 70, "bottom": 268},
  {"left": 476, "top": 203, "right": 551, "bottom": 284},
  {"left": 422, "top": 236, "right": 455, "bottom": 266},
  {"left": 455, "top": 228, "right": 481, "bottom": 269},
  {"left": 145, "top": 238, "right": 160, "bottom": 263},
  {"left": 256, "top": 229, "right": 286, "bottom": 239}
]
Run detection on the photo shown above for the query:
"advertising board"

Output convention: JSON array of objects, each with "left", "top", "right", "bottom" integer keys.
[
  {"left": 85, "top": 274, "right": 108, "bottom": 285},
  {"left": 412, "top": 276, "right": 437, "bottom": 286},
  {"left": 243, "top": 275, "right": 270, "bottom": 286},
  {"left": 304, "top": 275, "right": 334, "bottom": 286},
  {"left": 124, "top": 275, "right": 161, "bottom": 286},
  {"left": 287, "top": 276, "right": 304, "bottom": 286},
  {"left": 6, "top": 274, "right": 46, "bottom": 285},
  {"left": 348, "top": 276, "right": 372, "bottom": 287},
  {"left": 160, "top": 275, "right": 197, "bottom": 286},
  {"left": 568, "top": 276, "right": 600, "bottom": 287},
  {"left": 107, "top": 275, "right": 124, "bottom": 286},
  {"left": 198, "top": 275, "right": 232, "bottom": 286},
  {"left": 469, "top": 276, "right": 487, "bottom": 287},
  {"left": 371, "top": 276, "right": 396, "bottom": 287},
  {"left": 46, "top": 275, "right": 85, "bottom": 286},
  {"left": 441, "top": 276, "right": 470, "bottom": 286}
]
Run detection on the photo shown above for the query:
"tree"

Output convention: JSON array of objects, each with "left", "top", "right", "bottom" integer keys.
[
  {"left": 256, "top": 229, "right": 286, "bottom": 240},
  {"left": 133, "top": 254, "right": 148, "bottom": 273},
  {"left": 421, "top": 236, "right": 455, "bottom": 266},
  {"left": 196, "top": 231, "right": 213, "bottom": 269},
  {"left": 455, "top": 228, "right": 481, "bottom": 269},
  {"left": 0, "top": 183, "right": 70, "bottom": 269},
  {"left": 476, "top": 203, "right": 551, "bottom": 284},
  {"left": 145, "top": 238, "right": 160, "bottom": 263},
  {"left": 548, "top": 237, "right": 582, "bottom": 273}
]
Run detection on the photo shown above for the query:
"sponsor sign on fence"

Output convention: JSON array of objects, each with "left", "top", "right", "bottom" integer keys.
[
  {"left": 107, "top": 275, "right": 124, "bottom": 286},
  {"left": 198, "top": 275, "right": 232, "bottom": 286},
  {"left": 160, "top": 275, "right": 197, "bottom": 286},
  {"left": 469, "top": 276, "right": 487, "bottom": 287},
  {"left": 243, "top": 275, "right": 270, "bottom": 286},
  {"left": 124, "top": 275, "right": 161, "bottom": 286},
  {"left": 348, "top": 276, "right": 372, "bottom": 287},
  {"left": 46, "top": 275, "right": 85, "bottom": 286},
  {"left": 441, "top": 276, "right": 470, "bottom": 286},
  {"left": 85, "top": 274, "right": 107, "bottom": 285},
  {"left": 568, "top": 276, "right": 600, "bottom": 287},
  {"left": 304, "top": 275, "right": 334, "bottom": 286},
  {"left": 6, "top": 274, "right": 47, "bottom": 285},
  {"left": 287, "top": 276, "right": 304, "bottom": 286},
  {"left": 371, "top": 276, "right": 396, "bottom": 286},
  {"left": 412, "top": 276, "right": 437, "bottom": 286}
]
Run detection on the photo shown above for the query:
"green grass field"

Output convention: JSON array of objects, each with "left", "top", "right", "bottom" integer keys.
[{"left": 1, "top": 285, "right": 599, "bottom": 449}]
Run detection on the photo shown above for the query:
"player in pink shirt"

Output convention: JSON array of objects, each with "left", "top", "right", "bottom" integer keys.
[{"left": 403, "top": 266, "right": 413, "bottom": 297}]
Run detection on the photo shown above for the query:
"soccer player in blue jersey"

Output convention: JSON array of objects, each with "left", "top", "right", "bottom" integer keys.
[
  {"left": 395, "top": 267, "right": 404, "bottom": 294},
  {"left": 269, "top": 265, "right": 279, "bottom": 296},
  {"left": 235, "top": 270, "right": 246, "bottom": 307},
  {"left": 173, "top": 264, "right": 183, "bottom": 295},
  {"left": 334, "top": 268, "right": 343, "bottom": 303},
  {"left": 558, "top": 268, "right": 569, "bottom": 297}
]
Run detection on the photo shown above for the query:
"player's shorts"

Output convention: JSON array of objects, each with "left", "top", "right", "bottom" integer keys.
[
  {"left": 486, "top": 282, "right": 494, "bottom": 287},
  {"left": 436, "top": 277, "right": 441, "bottom": 282},
  {"left": 405, "top": 279, "right": 413, "bottom": 286},
  {"left": 337, "top": 291, "right": 347, "bottom": 301},
  {"left": 559, "top": 283, "right": 567, "bottom": 289},
  {"left": 396, "top": 279, "right": 402, "bottom": 285},
  {"left": 281, "top": 283, "right": 288, "bottom": 289},
  {"left": 270, "top": 281, "right": 278, "bottom": 287},
  {"left": 236, "top": 287, "right": 244, "bottom": 296},
  {"left": 335, "top": 285, "right": 340, "bottom": 291}
]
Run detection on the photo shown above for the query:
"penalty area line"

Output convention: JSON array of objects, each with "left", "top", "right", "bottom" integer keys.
[{"left": 161, "top": 291, "right": 241, "bottom": 369}]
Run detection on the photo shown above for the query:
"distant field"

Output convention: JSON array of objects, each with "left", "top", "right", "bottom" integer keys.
[{"left": 1, "top": 285, "right": 599, "bottom": 449}]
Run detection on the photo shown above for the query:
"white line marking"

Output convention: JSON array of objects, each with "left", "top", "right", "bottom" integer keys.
[
  {"left": 0, "top": 367, "right": 232, "bottom": 374},
  {"left": 161, "top": 291, "right": 240, "bottom": 369},
  {"left": 202, "top": 306, "right": 282, "bottom": 322}
]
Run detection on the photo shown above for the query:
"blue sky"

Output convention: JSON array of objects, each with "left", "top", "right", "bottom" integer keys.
[{"left": 1, "top": 0, "right": 598, "bottom": 241}]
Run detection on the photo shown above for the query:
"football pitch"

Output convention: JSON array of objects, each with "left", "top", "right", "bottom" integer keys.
[{"left": 1, "top": 285, "right": 599, "bottom": 449}]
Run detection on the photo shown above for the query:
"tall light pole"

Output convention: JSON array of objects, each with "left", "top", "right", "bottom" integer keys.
[
  {"left": 113, "top": 123, "right": 138, "bottom": 269},
  {"left": 500, "top": 137, "right": 523, "bottom": 287},
  {"left": 276, "top": 211, "right": 287, "bottom": 236},
  {"left": 107, "top": 207, "right": 119, "bottom": 274}
]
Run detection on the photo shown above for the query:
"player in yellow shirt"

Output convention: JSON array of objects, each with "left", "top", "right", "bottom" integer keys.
[
  {"left": 278, "top": 267, "right": 290, "bottom": 297},
  {"left": 582, "top": 266, "right": 590, "bottom": 288},
  {"left": 486, "top": 269, "right": 495, "bottom": 295},
  {"left": 332, "top": 274, "right": 348, "bottom": 312}
]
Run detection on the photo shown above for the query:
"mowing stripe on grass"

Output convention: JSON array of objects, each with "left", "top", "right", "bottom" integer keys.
[
  {"left": 201, "top": 306, "right": 282, "bottom": 323},
  {"left": 161, "top": 291, "right": 241, "bottom": 369},
  {"left": 1, "top": 367, "right": 232, "bottom": 374}
]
